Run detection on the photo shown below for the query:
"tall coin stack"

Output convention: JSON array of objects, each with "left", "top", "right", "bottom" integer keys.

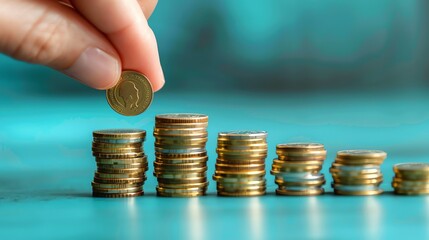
[
  {"left": 392, "top": 163, "right": 429, "bottom": 195},
  {"left": 330, "top": 150, "right": 386, "bottom": 196},
  {"left": 270, "top": 143, "right": 327, "bottom": 196},
  {"left": 213, "top": 131, "right": 268, "bottom": 196},
  {"left": 91, "top": 130, "right": 148, "bottom": 198},
  {"left": 153, "top": 113, "right": 209, "bottom": 197}
]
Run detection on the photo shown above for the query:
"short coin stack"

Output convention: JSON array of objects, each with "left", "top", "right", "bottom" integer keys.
[
  {"left": 271, "top": 143, "right": 327, "bottom": 196},
  {"left": 153, "top": 113, "right": 209, "bottom": 197},
  {"left": 91, "top": 130, "right": 148, "bottom": 198},
  {"left": 213, "top": 131, "right": 267, "bottom": 196},
  {"left": 392, "top": 163, "right": 429, "bottom": 195},
  {"left": 330, "top": 150, "right": 386, "bottom": 196}
]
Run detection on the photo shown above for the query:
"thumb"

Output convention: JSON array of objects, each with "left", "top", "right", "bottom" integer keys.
[{"left": 0, "top": 1, "right": 121, "bottom": 90}]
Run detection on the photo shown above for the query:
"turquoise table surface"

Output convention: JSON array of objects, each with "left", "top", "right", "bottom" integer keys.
[{"left": 2, "top": 77, "right": 429, "bottom": 239}]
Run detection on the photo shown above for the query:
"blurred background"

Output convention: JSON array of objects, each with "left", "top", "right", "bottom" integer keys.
[{"left": 1, "top": 0, "right": 428, "bottom": 94}]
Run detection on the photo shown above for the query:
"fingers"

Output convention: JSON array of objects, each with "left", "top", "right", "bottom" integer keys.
[
  {"left": 0, "top": 0, "right": 121, "bottom": 89},
  {"left": 70, "top": 0, "right": 165, "bottom": 91}
]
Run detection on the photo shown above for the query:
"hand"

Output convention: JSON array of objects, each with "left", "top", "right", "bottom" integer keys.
[{"left": 0, "top": 0, "right": 164, "bottom": 91}]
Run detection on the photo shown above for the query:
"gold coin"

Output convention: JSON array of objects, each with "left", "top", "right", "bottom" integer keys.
[
  {"left": 154, "top": 161, "right": 206, "bottom": 169},
  {"left": 155, "top": 151, "right": 207, "bottom": 159},
  {"left": 93, "top": 129, "right": 147, "bottom": 139},
  {"left": 95, "top": 171, "right": 145, "bottom": 179},
  {"left": 157, "top": 177, "right": 207, "bottom": 184},
  {"left": 218, "top": 131, "right": 267, "bottom": 140},
  {"left": 157, "top": 181, "right": 209, "bottom": 189},
  {"left": 212, "top": 175, "right": 264, "bottom": 183},
  {"left": 93, "top": 176, "right": 146, "bottom": 184},
  {"left": 106, "top": 71, "right": 153, "bottom": 116},
  {"left": 154, "top": 172, "right": 206, "bottom": 179},
  {"left": 93, "top": 152, "right": 144, "bottom": 159},
  {"left": 92, "top": 142, "right": 143, "bottom": 149},
  {"left": 394, "top": 188, "right": 429, "bottom": 195},
  {"left": 91, "top": 181, "right": 143, "bottom": 189},
  {"left": 92, "top": 191, "right": 144, "bottom": 198},
  {"left": 155, "top": 156, "right": 208, "bottom": 164},
  {"left": 217, "top": 190, "right": 266, "bottom": 197},
  {"left": 276, "top": 143, "right": 325, "bottom": 150},
  {"left": 96, "top": 168, "right": 147, "bottom": 174},
  {"left": 155, "top": 122, "right": 208, "bottom": 129},
  {"left": 97, "top": 162, "right": 148, "bottom": 170},
  {"left": 217, "top": 139, "right": 267, "bottom": 145},
  {"left": 334, "top": 189, "right": 383, "bottom": 196},
  {"left": 333, "top": 177, "right": 383, "bottom": 185},
  {"left": 156, "top": 190, "right": 205, "bottom": 197},
  {"left": 275, "top": 179, "right": 326, "bottom": 187},
  {"left": 276, "top": 187, "right": 324, "bottom": 196},
  {"left": 95, "top": 156, "right": 147, "bottom": 164},
  {"left": 92, "top": 147, "right": 142, "bottom": 154},
  {"left": 215, "top": 163, "right": 265, "bottom": 172},
  {"left": 334, "top": 158, "right": 384, "bottom": 165},
  {"left": 155, "top": 113, "right": 208, "bottom": 124},
  {"left": 92, "top": 186, "right": 143, "bottom": 194},
  {"left": 214, "top": 170, "right": 266, "bottom": 176},
  {"left": 336, "top": 150, "right": 387, "bottom": 160}
]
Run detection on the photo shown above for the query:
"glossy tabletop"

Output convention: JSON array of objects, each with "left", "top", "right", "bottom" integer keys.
[{"left": 1, "top": 71, "right": 429, "bottom": 239}]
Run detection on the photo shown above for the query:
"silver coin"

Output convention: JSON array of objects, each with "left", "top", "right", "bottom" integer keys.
[
  {"left": 394, "top": 163, "right": 429, "bottom": 171},
  {"left": 277, "top": 143, "right": 324, "bottom": 149},
  {"left": 280, "top": 186, "right": 323, "bottom": 191},
  {"left": 218, "top": 131, "right": 268, "bottom": 140},
  {"left": 155, "top": 147, "right": 206, "bottom": 154},
  {"left": 276, "top": 173, "right": 325, "bottom": 182},
  {"left": 155, "top": 113, "right": 208, "bottom": 121}
]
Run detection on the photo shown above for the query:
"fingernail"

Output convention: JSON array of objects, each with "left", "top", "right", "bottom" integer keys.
[{"left": 63, "top": 48, "right": 120, "bottom": 90}]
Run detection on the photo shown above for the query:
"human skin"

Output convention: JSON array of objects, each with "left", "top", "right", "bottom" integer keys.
[{"left": 0, "top": 0, "right": 165, "bottom": 91}]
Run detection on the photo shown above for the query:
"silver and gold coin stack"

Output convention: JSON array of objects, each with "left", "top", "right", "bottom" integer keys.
[
  {"left": 91, "top": 130, "right": 148, "bottom": 198},
  {"left": 330, "top": 150, "right": 386, "bottom": 196},
  {"left": 153, "top": 113, "right": 209, "bottom": 197},
  {"left": 392, "top": 163, "right": 429, "bottom": 195},
  {"left": 213, "top": 131, "right": 268, "bottom": 196},
  {"left": 270, "top": 143, "right": 327, "bottom": 196}
]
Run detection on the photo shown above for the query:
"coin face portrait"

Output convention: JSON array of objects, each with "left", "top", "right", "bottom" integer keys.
[
  {"left": 118, "top": 81, "right": 140, "bottom": 109},
  {"left": 106, "top": 71, "right": 153, "bottom": 116}
]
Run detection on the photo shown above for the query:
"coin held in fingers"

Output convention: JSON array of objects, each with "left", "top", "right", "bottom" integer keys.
[{"left": 106, "top": 71, "right": 153, "bottom": 116}]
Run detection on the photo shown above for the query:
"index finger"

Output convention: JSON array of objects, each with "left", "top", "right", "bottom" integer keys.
[{"left": 70, "top": 0, "right": 165, "bottom": 91}]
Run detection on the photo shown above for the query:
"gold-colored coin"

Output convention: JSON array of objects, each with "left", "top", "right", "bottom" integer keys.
[
  {"left": 153, "top": 172, "right": 206, "bottom": 179},
  {"left": 93, "top": 176, "right": 146, "bottom": 184},
  {"left": 155, "top": 113, "right": 208, "bottom": 124},
  {"left": 276, "top": 187, "right": 324, "bottom": 196},
  {"left": 157, "top": 177, "right": 207, "bottom": 184},
  {"left": 336, "top": 150, "right": 387, "bottom": 160},
  {"left": 91, "top": 182, "right": 143, "bottom": 189},
  {"left": 157, "top": 181, "right": 209, "bottom": 189},
  {"left": 93, "top": 191, "right": 144, "bottom": 198},
  {"left": 217, "top": 190, "right": 266, "bottom": 197},
  {"left": 334, "top": 189, "right": 383, "bottom": 196},
  {"left": 275, "top": 179, "right": 326, "bottom": 187},
  {"left": 94, "top": 171, "right": 145, "bottom": 179},
  {"left": 92, "top": 142, "right": 142, "bottom": 149},
  {"left": 106, "top": 71, "right": 153, "bottom": 116},
  {"left": 93, "top": 129, "right": 147, "bottom": 139},
  {"left": 93, "top": 152, "right": 144, "bottom": 159},
  {"left": 92, "top": 186, "right": 143, "bottom": 194},
  {"left": 95, "top": 156, "right": 147, "bottom": 164}
]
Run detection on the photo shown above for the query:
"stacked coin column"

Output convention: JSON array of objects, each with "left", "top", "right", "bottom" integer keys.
[
  {"left": 213, "top": 131, "right": 267, "bottom": 196},
  {"left": 330, "top": 150, "right": 386, "bottom": 196},
  {"left": 91, "top": 130, "right": 148, "bottom": 198},
  {"left": 392, "top": 163, "right": 429, "bottom": 195},
  {"left": 153, "top": 113, "right": 209, "bottom": 197},
  {"left": 270, "top": 143, "right": 326, "bottom": 196}
]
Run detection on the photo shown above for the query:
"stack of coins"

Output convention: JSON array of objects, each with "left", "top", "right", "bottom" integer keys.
[
  {"left": 213, "top": 131, "right": 267, "bottom": 196},
  {"left": 270, "top": 143, "right": 327, "bottom": 196},
  {"left": 330, "top": 150, "right": 386, "bottom": 196},
  {"left": 91, "top": 130, "right": 148, "bottom": 198},
  {"left": 392, "top": 163, "right": 429, "bottom": 195},
  {"left": 153, "top": 113, "right": 209, "bottom": 197}
]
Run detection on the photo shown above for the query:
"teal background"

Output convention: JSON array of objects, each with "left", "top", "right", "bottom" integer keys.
[{"left": 1, "top": 1, "right": 429, "bottom": 239}]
